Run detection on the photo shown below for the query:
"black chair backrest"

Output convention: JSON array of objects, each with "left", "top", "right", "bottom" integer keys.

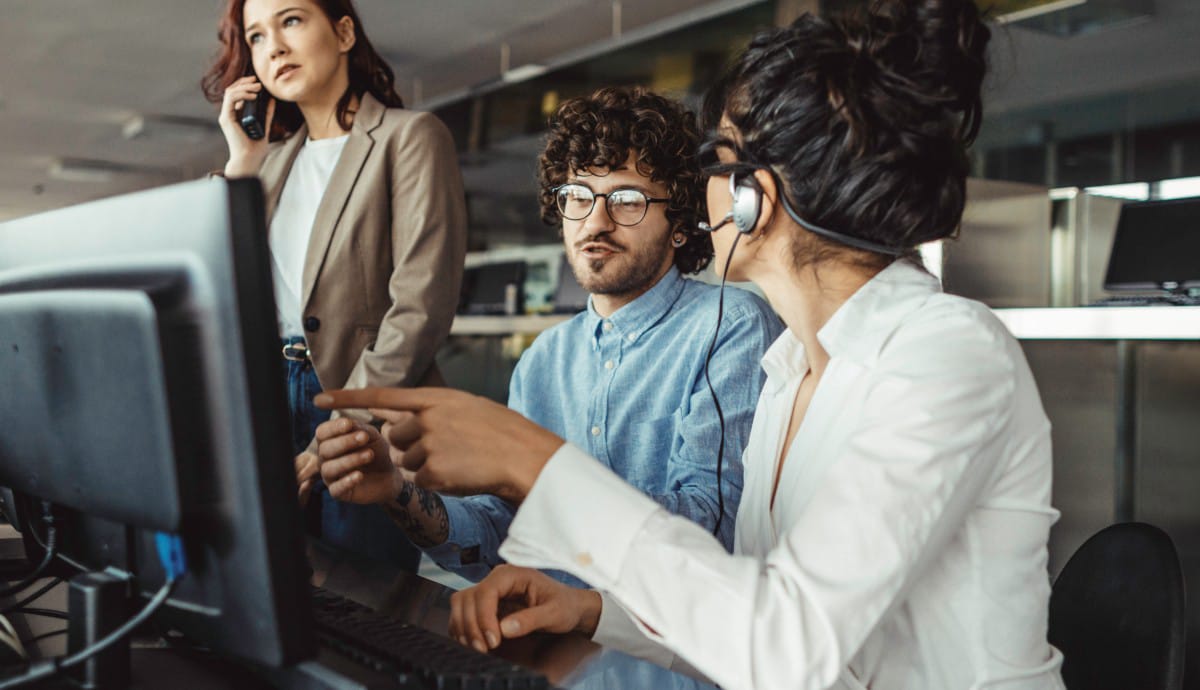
[{"left": 1049, "top": 522, "right": 1186, "bottom": 690}]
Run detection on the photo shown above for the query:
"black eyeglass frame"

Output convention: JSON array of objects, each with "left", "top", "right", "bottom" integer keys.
[{"left": 551, "top": 184, "right": 671, "bottom": 227}]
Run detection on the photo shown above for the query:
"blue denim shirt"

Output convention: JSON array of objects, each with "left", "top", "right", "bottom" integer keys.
[{"left": 425, "top": 267, "right": 782, "bottom": 582}]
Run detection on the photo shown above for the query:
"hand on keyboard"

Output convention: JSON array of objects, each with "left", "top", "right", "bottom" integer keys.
[{"left": 311, "top": 585, "right": 549, "bottom": 689}]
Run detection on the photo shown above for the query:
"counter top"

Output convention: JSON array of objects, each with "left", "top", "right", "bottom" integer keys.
[
  {"left": 450, "top": 314, "right": 572, "bottom": 336},
  {"left": 993, "top": 306, "right": 1200, "bottom": 340},
  {"left": 453, "top": 307, "right": 1200, "bottom": 340}
]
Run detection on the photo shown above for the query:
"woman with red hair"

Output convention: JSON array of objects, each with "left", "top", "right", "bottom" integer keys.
[{"left": 202, "top": 0, "right": 466, "bottom": 569}]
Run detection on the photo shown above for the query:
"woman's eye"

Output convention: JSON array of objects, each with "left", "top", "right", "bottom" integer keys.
[
  {"left": 283, "top": 15, "right": 301, "bottom": 27},
  {"left": 247, "top": 32, "right": 262, "bottom": 45}
]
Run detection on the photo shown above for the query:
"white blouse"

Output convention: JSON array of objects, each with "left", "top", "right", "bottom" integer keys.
[
  {"left": 268, "top": 134, "right": 349, "bottom": 336},
  {"left": 500, "top": 261, "right": 1065, "bottom": 690}
]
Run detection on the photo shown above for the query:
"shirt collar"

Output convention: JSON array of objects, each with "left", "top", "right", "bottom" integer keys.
[
  {"left": 819, "top": 259, "right": 942, "bottom": 364},
  {"left": 584, "top": 267, "right": 686, "bottom": 343},
  {"left": 760, "top": 260, "right": 942, "bottom": 385},
  {"left": 760, "top": 330, "right": 807, "bottom": 389}
]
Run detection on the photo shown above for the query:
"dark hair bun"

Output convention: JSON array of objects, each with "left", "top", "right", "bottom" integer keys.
[
  {"left": 703, "top": 0, "right": 992, "bottom": 260},
  {"left": 832, "top": 0, "right": 991, "bottom": 144}
]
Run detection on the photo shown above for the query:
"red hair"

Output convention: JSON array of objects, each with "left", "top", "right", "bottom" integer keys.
[{"left": 201, "top": 0, "right": 404, "bottom": 140}]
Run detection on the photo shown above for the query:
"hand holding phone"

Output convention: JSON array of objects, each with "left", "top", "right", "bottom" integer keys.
[
  {"left": 240, "top": 92, "right": 270, "bottom": 141},
  {"left": 218, "top": 69, "right": 274, "bottom": 177},
  {"left": 239, "top": 69, "right": 272, "bottom": 140}
]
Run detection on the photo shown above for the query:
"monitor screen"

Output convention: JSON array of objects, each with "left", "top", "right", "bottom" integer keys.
[
  {"left": 1103, "top": 197, "right": 1200, "bottom": 291},
  {"left": 459, "top": 260, "right": 526, "bottom": 315},
  {"left": 0, "top": 178, "right": 315, "bottom": 669},
  {"left": 551, "top": 253, "right": 589, "bottom": 314}
]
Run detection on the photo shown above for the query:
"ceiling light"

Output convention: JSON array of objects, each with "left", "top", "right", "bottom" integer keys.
[
  {"left": 993, "top": 0, "right": 1088, "bottom": 24},
  {"left": 998, "top": 0, "right": 1155, "bottom": 37},
  {"left": 48, "top": 158, "right": 164, "bottom": 184},
  {"left": 501, "top": 64, "right": 547, "bottom": 84},
  {"left": 122, "top": 114, "right": 220, "bottom": 143}
]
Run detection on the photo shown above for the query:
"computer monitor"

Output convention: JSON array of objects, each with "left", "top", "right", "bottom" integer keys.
[
  {"left": 0, "top": 179, "right": 314, "bottom": 669},
  {"left": 458, "top": 261, "right": 526, "bottom": 315},
  {"left": 1103, "top": 197, "right": 1200, "bottom": 292},
  {"left": 550, "top": 254, "right": 589, "bottom": 314}
]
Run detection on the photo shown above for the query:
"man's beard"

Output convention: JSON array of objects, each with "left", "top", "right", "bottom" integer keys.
[{"left": 570, "top": 237, "right": 670, "bottom": 297}]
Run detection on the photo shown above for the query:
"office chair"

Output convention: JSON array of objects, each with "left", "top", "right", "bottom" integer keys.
[{"left": 1049, "top": 522, "right": 1186, "bottom": 690}]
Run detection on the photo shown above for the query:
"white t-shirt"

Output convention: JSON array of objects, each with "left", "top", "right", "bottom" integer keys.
[{"left": 269, "top": 134, "right": 350, "bottom": 337}]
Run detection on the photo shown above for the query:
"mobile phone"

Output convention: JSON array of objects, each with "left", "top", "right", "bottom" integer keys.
[{"left": 239, "top": 67, "right": 271, "bottom": 141}]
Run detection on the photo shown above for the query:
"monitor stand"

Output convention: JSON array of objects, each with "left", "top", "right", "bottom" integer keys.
[{"left": 66, "top": 572, "right": 131, "bottom": 689}]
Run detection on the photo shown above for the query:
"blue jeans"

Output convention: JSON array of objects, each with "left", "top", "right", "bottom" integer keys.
[{"left": 284, "top": 336, "right": 420, "bottom": 571}]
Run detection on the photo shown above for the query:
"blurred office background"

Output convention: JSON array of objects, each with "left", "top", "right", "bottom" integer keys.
[{"left": 2, "top": 0, "right": 1200, "bottom": 684}]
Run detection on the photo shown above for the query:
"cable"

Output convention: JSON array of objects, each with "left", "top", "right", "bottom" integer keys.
[
  {"left": 703, "top": 233, "right": 742, "bottom": 540},
  {"left": 6, "top": 609, "right": 66, "bottom": 621},
  {"left": 0, "top": 577, "right": 178, "bottom": 689},
  {"left": 18, "top": 629, "right": 65, "bottom": 646},
  {"left": 2, "top": 579, "right": 62, "bottom": 616},
  {"left": 26, "top": 512, "right": 86, "bottom": 576},
  {"left": 0, "top": 505, "right": 56, "bottom": 600}
]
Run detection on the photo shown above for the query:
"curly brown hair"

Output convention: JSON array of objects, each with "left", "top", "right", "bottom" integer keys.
[{"left": 538, "top": 87, "right": 711, "bottom": 275}]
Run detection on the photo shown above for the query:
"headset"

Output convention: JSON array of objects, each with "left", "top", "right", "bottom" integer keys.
[
  {"left": 702, "top": 169, "right": 905, "bottom": 255},
  {"left": 698, "top": 172, "right": 761, "bottom": 235}
]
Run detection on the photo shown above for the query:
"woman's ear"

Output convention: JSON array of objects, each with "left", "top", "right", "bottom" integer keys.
[
  {"left": 750, "top": 168, "right": 778, "bottom": 237},
  {"left": 336, "top": 16, "right": 356, "bottom": 53}
]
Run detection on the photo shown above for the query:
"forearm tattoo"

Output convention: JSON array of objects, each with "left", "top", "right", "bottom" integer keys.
[{"left": 383, "top": 481, "right": 449, "bottom": 547}]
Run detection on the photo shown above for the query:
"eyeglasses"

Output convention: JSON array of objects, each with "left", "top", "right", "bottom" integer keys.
[{"left": 553, "top": 184, "right": 670, "bottom": 227}]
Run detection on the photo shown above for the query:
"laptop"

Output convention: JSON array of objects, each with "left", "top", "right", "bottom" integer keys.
[{"left": 1094, "top": 197, "right": 1200, "bottom": 306}]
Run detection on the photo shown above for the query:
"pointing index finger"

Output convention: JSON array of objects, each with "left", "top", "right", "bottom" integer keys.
[{"left": 314, "top": 387, "right": 444, "bottom": 413}]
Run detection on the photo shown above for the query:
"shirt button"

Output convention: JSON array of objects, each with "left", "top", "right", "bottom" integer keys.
[
  {"left": 603, "top": 321, "right": 613, "bottom": 332},
  {"left": 604, "top": 360, "right": 614, "bottom": 370},
  {"left": 628, "top": 334, "right": 636, "bottom": 342},
  {"left": 591, "top": 426, "right": 601, "bottom": 436},
  {"left": 575, "top": 553, "right": 594, "bottom": 567}
]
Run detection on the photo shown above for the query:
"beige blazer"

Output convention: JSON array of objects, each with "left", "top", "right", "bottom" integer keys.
[{"left": 258, "top": 92, "right": 466, "bottom": 395}]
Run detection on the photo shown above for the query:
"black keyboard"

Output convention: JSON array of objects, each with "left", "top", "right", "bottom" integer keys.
[
  {"left": 1089, "top": 294, "right": 1200, "bottom": 307},
  {"left": 311, "top": 585, "right": 549, "bottom": 690}
]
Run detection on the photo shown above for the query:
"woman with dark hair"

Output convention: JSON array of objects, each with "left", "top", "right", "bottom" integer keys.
[
  {"left": 317, "top": 0, "right": 1065, "bottom": 687},
  {"left": 202, "top": 0, "right": 466, "bottom": 568}
]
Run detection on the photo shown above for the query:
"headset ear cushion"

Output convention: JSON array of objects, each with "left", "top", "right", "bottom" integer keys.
[{"left": 731, "top": 177, "right": 762, "bottom": 234}]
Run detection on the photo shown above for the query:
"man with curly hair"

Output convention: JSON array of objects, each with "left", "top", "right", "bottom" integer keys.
[{"left": 314, "top": 87, "right": 781, "bottom": 585}]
